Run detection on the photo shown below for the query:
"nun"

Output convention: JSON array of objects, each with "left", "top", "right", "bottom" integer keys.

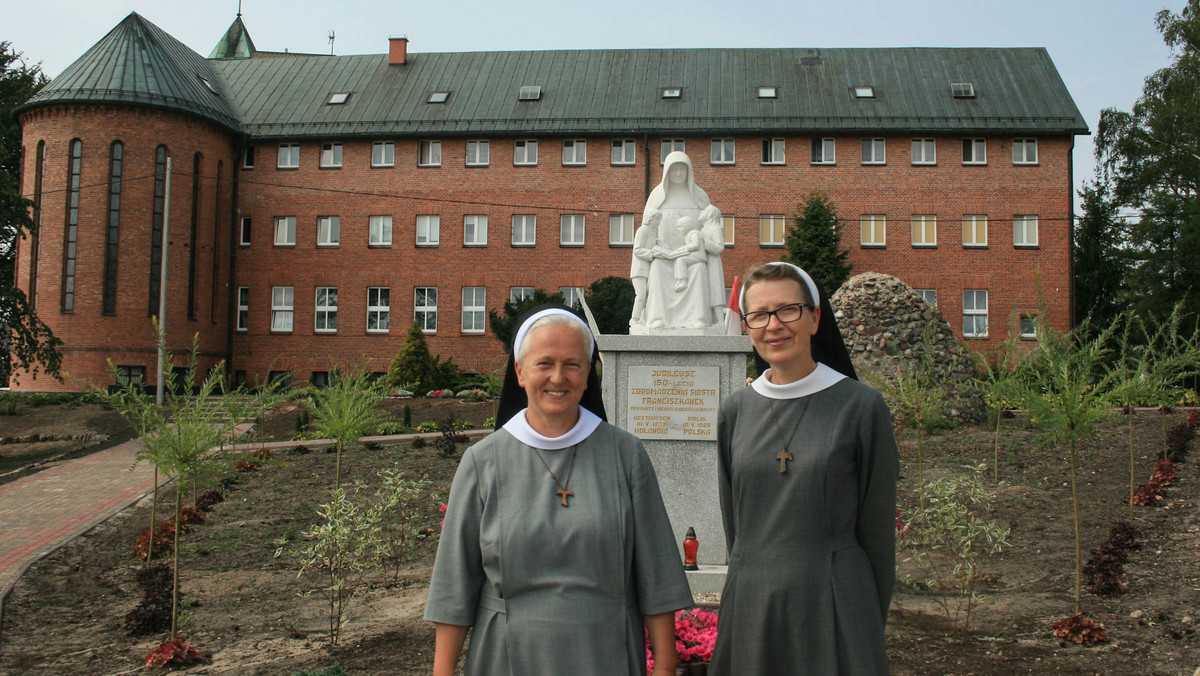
[{"left": 425, "top": 306, "right": 693, "bottom": 676}]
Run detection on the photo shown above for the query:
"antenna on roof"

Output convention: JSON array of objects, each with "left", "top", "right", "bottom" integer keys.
[{"left": 328, "top": 30, "right": 335, "bottom": 55}]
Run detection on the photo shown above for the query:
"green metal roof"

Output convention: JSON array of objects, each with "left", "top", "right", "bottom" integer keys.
[
  {"left": 15, "top": 13, "right": 241, "bottom": 131},
  {"left": 209, "top": 15, "right": 256, "bottom": 60}
]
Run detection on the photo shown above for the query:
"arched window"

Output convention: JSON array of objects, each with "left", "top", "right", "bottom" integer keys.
[
  {"left": 102, "top": 141, "right": 123, "bottom": 315},
  {"left": 62, "top": 139, "right": 82, "bottom": 313},
  {"left": 29, "top": 141, "right": 45, "bottom": 309},
  {"left": 187, "top": 152, "right": 201, "bottom": 320},
  {"left": 149, "top": 145, "right": 167, "bottom": 316}
]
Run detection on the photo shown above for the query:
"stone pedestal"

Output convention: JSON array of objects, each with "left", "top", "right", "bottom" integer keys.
[{"left": 597, "top": 335, "right": 749, "bottom": 579}]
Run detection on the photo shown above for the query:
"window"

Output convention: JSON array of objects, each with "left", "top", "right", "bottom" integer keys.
[
  {"left": 560, "top": 287, "right": 584, "bottom": 309},
  {"left": 612, "top": 139, "right": 636, "bottom": 165},
  {"left": 951, "top": 82, "right": 976, "bottom": 98},
  {"left": 1013, "top": 139, "right": 1038, "bottom": 165},
  {"left": 417, "top": 215, "right": 440, "bottom": 246},
  {"left": 861, "top": 138, "right": 886, "bottom": 164},
  {"left": 854, "top": 86, "right": 875, "bottom": 98},
  {"left": 963, "top": 215, "right": 988, "bottom": 247},
  {"left": 761, "top": 138, "right": 785, "bottom": 164},
  {"left": 514, "top": 139, "right": 538, "bottom": 165},
  {"left": 267, "top": 371, "right": 292, "bottom": 388},
  {"left": 372, "top": 142, "right": 395, "bottom": 167},
  {"left": 148, "top": 145, "right": 166, "bottom": 315},
  {"left": 1020, "top": 314, "right": 1037, "bottom": 339},
  {"left": 811, "top": 138, "right": 835, "bottom": 164},
  {"left": 116, "top": 365, "right": 146, "bottom": 388},
  {"left": 271, "top": 286, "right": 294, "bottom": 332},
  {"left": 962, "top": 138, "right": 987, "bottom": 164},
  {"left": 242, "top": 144, "right": 254, "bottom": 169},
  {"left": 860, "top": 215, "right": 886, "bottom": 246},
  {"left": 367, "top": 287, "right": 390, "bottom": 333},
  {"left": 274, "top": 216, "right": 296, "bottom": 246},
  {"left": 757, "top": 86, "right": 777, "bottom": 98},
  {"left": 418, "top": 140, "right": 442, "bottom": 167},
  {"left": 415, "top": 287, "right": 437, "bottom": 332},
  {"left": 102, "top": 141, "right": 123, "bottom": 316},
  {"left": 320, "top": 143, "right": 343, "bottom": 168},
  {"left": 723, "top": 216, "right": 736, "bottom": 246},
  {"left": 518, "top": 85, "right": 542, "bottom": 101},
  {"left": 327, "top": 92, "right": 350, "bottom": 105},
  {"left": 560, "top": 214, "right": 585, "bottom": 246},
  {"left": 963, "top": 290, "right": 988, "bottom": 338},
  {"left": 311, "top": 371, "right": 330, "bottom": 387},
  {"left": 237, "top": 287, "right": 249, "bottom": 331},
  {"left": 317, "top": 216, "right": 340, "bottom": 246},
  {"left": 466, "top": 140, "right": 490, "bottom": 166},
  {"left": 462, "top": 287, "right": 486, "bottom": 333},
  {"left": 661, "top": 87, "right": 682, "bottom": 99},
  {"left": 464, "top": 215, "right": 488, "bottom": 246},
  {"left": 759, "top": 215, "right": 786, "bottom": 246},
  {"left": 1013, "top": 215, "right": 1039, "bottom": 247},
  {"left": 513, "top": 215, "right": 536, "bottom": 246},
  {"left": 609, "top": 214, "right": 634, "bottom": 245},
  {"left": 911, "top": 139, "right": 936, "bottom": 165},
  {"left": 62, "top": 139, "right": 81, "bottom": 313},
  {"left": 277, "top": 143, "right": 299, "bottom": 169},
  {"left": 563, "top": 139, "right": 587, "bottom": 166},
  {"left": 428, "top": 91, "right": 450, "bottom": 104},
  {"left": 511, "top": 287, "right": 535, "bottom": 304},
  {"left": 660, "top": 139, "right": 685, "bottom": 164},
  {"left": 369, "top": 215, "right": 392, "bottom": 246},
  {"left": 915, "top": 289, "right": 938, "bottom": 307},
  {"left": 911, "top": 215, "right": 937, "bottom": 247},
  {"left": 315, "top": 287, "right": 338, "bottom": 332},
  {"left": 239, "top": 217, "right": 251, "bottom": 246},
  {"left": 711, "top": 138, "right": 735, "bottom": 165}
]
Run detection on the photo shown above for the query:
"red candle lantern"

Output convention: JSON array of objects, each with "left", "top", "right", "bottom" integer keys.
[{"left": 683, "top": 527, "right": 699, "bottom": 570}]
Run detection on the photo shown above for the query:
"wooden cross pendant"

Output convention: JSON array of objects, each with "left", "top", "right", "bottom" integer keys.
[
  {"left": 557, "top": 489, "right": 574, "bottom": 506},
  {"left": 776, "top": 450, "right": 793, "bottom": 474}
]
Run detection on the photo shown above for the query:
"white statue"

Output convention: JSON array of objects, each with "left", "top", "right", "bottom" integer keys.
[{"left": 629, "top": 151, "right": 728, "bottom": 335}]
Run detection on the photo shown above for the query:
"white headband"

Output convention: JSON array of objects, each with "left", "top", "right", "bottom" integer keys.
[
  {"left": 739, "top": 262, "right": 821, "bottom": 313},
  {"left": 513, "top": 309, "right": 595, "bottom": 360}
]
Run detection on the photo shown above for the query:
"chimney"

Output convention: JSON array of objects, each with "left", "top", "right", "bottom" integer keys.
[{"left": 388, "top": 37, "right": 408, "bottom": 65}]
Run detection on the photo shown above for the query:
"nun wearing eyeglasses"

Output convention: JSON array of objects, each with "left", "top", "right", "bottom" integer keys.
[
  {"left": 425, "top": 306, "right": 692, "bottom": 676},
  {"left": 709, "top": 263, "right": 899, "bottom": 676}
]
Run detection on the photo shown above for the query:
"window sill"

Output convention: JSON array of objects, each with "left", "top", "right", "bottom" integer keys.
[
  {"left": 559, "top": 244, "right": 585, "bottom": 248},
  {"left": 511, "top": 243, "right": 536, "bottom": 248},
  {"left": 1014, "top": 244, "right": 1040, "bottom": 250},
  {"left": 368, "top": 244, "right": 393, "bottom": 249},
  {"left": 417, "top": 164, "right": 442, "bottom": 169},
  {"left": 963, "top": 244, "right": 989, "bottom": 249},
  {"left": 273, "top": 243, "right": 296, "bottom": 248},
  {"left": 860, "top": 244, "right": 887, "bottom": 249},
  {"left": 911, "top": 244, "right": 938, "bottom": 249},
  {"left": 463, "top": 243, "right": 488, "bottom": 248},
  {"left": 370, "top": 164, "right": 395, "bottom": 169}
]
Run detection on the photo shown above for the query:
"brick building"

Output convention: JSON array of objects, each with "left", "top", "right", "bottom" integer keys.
[{"left": 12, "top": 12, "right": 1087, "bottom": 391}]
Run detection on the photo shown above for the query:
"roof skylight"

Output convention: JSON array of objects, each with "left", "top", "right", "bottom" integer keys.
[
  {"left": 662, "top": 87, "right": 682, "bottom": 99},
  {"left": 853, "top": 86, "right": 875, "bottom": 98},
  {"left": 327, "top": 92, "right": 350, "bottom": 105},
  {"left": 758, "top": 86, "right": 777, "bottom": 99},
  {"left": 951, "top": 82, "right": 976, "bottom": 98},
  {"left": 428, "top": 91, "right": 450, "bottom": 104},
  {"left": 518, "top": 85, "right": 543, "bottom": 101}
]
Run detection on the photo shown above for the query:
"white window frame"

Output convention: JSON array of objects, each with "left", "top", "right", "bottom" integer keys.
[
  {"left": 560, "top": 287, "right": 585, "bottom": 309},
  {"left": 466, "top": 140, "right": 490, "bottom": 167},
  {"left": 416, "top": 215, "right": 440, "bottom": 246},
  {"left": 711, "top": 138, "right": 735, "bottom": 165},
  {"left": 560, "top": 214, "right": 585, "bottom": 247},
  {"left": 236, "top": 286, "right": 249, "bottom": 332},
  {"left": 911, "top": 215, "right": 937, "bottom": 247},
  {"left": 274, "top": 216, "right": 296, "bottom": 246},
  {"left": 512, "top": 215, "right": 536, "bottom": 246},
  {"left": 418, "top": 140, "right": 442, "bottom": 167},
  {"left": 609, "top": 214, "right": 634, "bottom": 246},
  {"left": 761, "top": 138, "right": 785, "bottom": 165},
  {"left": 723, "top": 216, "right": 736, "bottom": 246},
  {"left": 314, "top": 286, "right": 338, "bottom": 333},
  {"left": 369, "top": 215, "right": 392, "bottom": 247},
  {"left": 317, "top": 216, "right": 340, "bottom": 247},
  {"left": 367, "top": 287, "right": 390, "bottom": 333},
  {"left": 320, "top": 143, "right": 343, "bottom": 168},
  {"left": 415, "top": 287, "right": 437, "bottom": 333},
  {"left": 239, "top": 216, "right": 251, "bottom": 246},
  {"left": 963, "top": 138, "right": 987, "bottom": 165},
  {"left": 1013, "top": 138, "right": 1038, "bottom": 165},
  {"left": 514, "top": 139, "right": 538, "bottom": 166},
  {"left": 758, "top": 86, "right": 777, "bottom": 98},
  {"left": 811, "top": 138, "right": 836, "bottom": 164},
  {"left": 911, "top": 138, "right": 937, "bottom": 165},
  {"left": 860, "top": 215, "right": 886, "bottom": 247},
  {"left": 277, "top": 143, "right": 299, "bottom": 169},
  {"left": 759, "top": 215, "right": 786, "bottom": 246},
  {"left": 861, "top": 138, "right": 886, "bottom": 165},
  {"left": 562, "top": 139, "right": 587, "bottom": 166},
  {"left": 271, "top": 286, "right": 294, "bottom": 332},
  {"left": 464, "top": 215, "right": 488, "bottom": 246},
  {"left": 963, "top": 215, "right": 988, "bottom": 247},
  {"left": 963, "top": 289, "right": 989, "bottom": 338},
  {"left": 916, "top": 289, "right": 938, "bottom": 307},
  {"left": 612, "top": 139, "right": 636, "bottom": 165},
  {"left": 371, "top": 141, "right": 395, "bottom": 168},
  {"left": 660, "top": 139, "right": 685, "bottom": 164},
  {"left": 462, "top": 287, "right": 486, "bottom": 334},
  {"left": 1013, "top": 215, "right": 1039, "bottom": 247},
  {"left": 510, "top": 287, "right": 535, "bottom": 304}
]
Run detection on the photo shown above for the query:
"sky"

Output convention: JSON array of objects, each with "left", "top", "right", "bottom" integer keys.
[{"left": 1, "top": 0, "right": 1188, "bottom": 206}]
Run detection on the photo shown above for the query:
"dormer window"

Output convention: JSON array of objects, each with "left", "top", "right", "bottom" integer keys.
[
  {"left": 951, "top": 82, "right": 976, "bottom": 98},
  {"left": 853, "top": 86, "right": 875, "bottom": 98},
  {"left": 327, "top": 92, "right": 350, "bottom": 105},
  {"left": 757, "top": 86, "right": 777, "bottom": 99},
  {"left": 662, "top": 87, "right": 682, "bottom": 99},
  {"left": 518, "top": 85, "right": 543, "bottom": 101},
  {"left": 428, "top": 91, "right": 450, "bottom": 104},
  {"left": 197, "top": 75, "right": 218, "bottom": 95}
]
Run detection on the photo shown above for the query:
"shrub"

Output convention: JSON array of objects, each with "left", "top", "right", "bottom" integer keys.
[
  {"left": 376, "top": 422, "right": 407, "bottom": 436},
  {"left": 144, "top": 636, "right": 204, "bottom": 667},
  {"left": 195, "top": 489, "right": 225, "bottom": 512},
  {"left": 402, "top": 404, "right": 412, "bottom": 428},
  {"left": 436, "top": 417, "right": 469, "bottom": 458},
  {"left": 124, "top": 563, "right": 175, "bottom": 635},
  {"left": 1051, "top": 613, "right": 1108, "bottom": 645},
  {"left": 483, "top": 416, "right": 496, "bottom": 428},
  {"left": 416, "top": 421, "right": 438, "bottom": 433}
]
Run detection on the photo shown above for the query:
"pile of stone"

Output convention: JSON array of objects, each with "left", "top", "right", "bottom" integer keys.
[{"left": 830, "top": 272, "right": 986, "bottom": 424}]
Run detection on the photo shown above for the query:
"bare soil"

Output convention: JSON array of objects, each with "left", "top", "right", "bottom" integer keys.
[{"left": 0, "top": 400, "right": 1197, "bottom": 675}]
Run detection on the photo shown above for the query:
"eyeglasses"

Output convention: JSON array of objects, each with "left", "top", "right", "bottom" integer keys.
[{"left": 741, "top": 302, "right": 811, "bottom": 329}]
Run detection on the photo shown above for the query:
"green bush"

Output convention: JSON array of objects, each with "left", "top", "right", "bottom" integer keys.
[
  {"left": 376, "top": 422, "right": 408, "bottom": 436},
  {"left": 416, "top": 421, "right": 438, "bottom": 433}
]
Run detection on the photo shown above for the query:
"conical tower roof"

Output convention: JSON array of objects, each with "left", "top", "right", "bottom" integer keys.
[
  {"left": 209, "top": 15, "right": 256, "bottom": 59},
  {"left": 15, "top": 12, "right": 240, "bottom": 131}
]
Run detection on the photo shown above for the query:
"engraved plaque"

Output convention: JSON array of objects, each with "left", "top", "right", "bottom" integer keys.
[{"left": 626, "top": 366, "right": 719, "bottom": 440}]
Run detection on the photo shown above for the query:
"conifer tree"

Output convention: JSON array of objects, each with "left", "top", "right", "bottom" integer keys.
[
  {"left": 783, "top": 189, "right": 852, "bottom": 294},
  {"left": 387, "top": 323, "right": 434, "bottom": 393}
]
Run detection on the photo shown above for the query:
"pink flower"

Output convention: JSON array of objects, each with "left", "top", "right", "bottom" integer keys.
[{"left": 439, "top": 503, "right": 448, "bottom": 513}]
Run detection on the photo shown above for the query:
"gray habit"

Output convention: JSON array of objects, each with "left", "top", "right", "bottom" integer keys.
[
  {"left": 710, "top": 378, "right": 898, "bottom": 675},
  {"left": 424, "top": 422, "right": 693, "bottom": 675}
]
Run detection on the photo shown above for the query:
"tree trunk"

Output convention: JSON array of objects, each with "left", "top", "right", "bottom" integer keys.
[{"left": 1069, "top": 437, "right": 1082, "bottom": 615}]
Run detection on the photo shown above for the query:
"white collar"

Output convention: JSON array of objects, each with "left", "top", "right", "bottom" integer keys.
[
  {"left": 502, "top": 407, "right": 602, "bottom": 450},
  {"left": 751, "top": 362, "right": 845, "bottom": 400}
]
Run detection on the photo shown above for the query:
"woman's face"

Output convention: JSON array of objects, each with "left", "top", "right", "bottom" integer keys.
[
  {"left": 743, "top": 278, "right": 820, "bottom": 370},
  {"left": 668, "top": 163, "right": 688, "bottom": 184},
  {"left": 514, "top": 324, "right": 591, "bottom": 432}
]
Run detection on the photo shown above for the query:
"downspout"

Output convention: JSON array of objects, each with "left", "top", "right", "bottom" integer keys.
[
  {"left": 643, "top": 134, "right": 651, "bottom": 202},
  {"left": 1067, "top": 135, "right": 1077, "bottom": 330}
]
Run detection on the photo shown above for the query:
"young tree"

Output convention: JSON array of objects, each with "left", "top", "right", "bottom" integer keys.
[
  {"left": 583, "top": 275, "right": 634, "bottom": 335},
  {"left": 783, "top": 189, "right": 852, "bottom": 294},
  {"left": 305, "top": 368, "right": 388, "bottom": 490}
]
